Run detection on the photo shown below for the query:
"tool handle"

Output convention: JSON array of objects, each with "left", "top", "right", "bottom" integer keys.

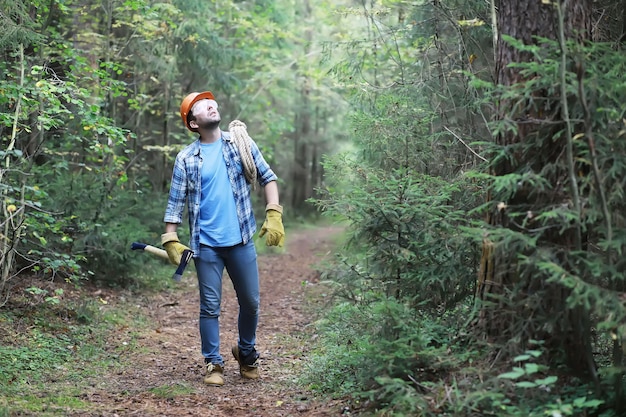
[
  {"left": 130, "top": 242, "right": 193, "bottom": 281},
  {"left": 130, "top": 242, "right": 147, "bottom": 251}
]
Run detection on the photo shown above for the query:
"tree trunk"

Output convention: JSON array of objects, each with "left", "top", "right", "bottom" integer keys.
[
  {"left": 477, "top": 0, "right": 595, "bottom": 377},
  {"left": 291, "top": 90, "right": 310, "bottom": 210},
  {"left": 291, "top": 0, "right": 314, "bottom": 211}
]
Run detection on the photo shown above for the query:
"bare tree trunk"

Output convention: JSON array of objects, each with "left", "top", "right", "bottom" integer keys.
[
  {"left": 160, "top": 82, "right": 170, "bottom": 192},
  {"left": 0, "top": 44, "right": 26, "bottom": 306},
  {"left": 291, "top": 0, "right": 313, "bottom": 211},
  {"left": 292, "top": 91, "right": 309, "bottom": 210}
]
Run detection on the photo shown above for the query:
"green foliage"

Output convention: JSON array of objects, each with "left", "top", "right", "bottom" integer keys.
[
  {"left": 0, "top": 0, "right": 44, "bottom": 48},
  {"left": 310, "top": 2, "right": 626, "bottom": 416},
  {"left": 304, "top": 301, "right": 614, "bottom": 417},
  {"left": 319, "top": 161, "right": 477, "bottom": 311},
  {"left": 0, "top": 3, "right": 145, "bottom": 290},
  {"left": 0, "top": 292, "right": 154, "bottom": 415},
  {"left": 316, "top": 91, "right": 480, "bottom": 311},
  {"left": 302, "top": 302, "right": 370, "bottom": 396},
  {"left": 0, "top": 331, "right": 74, "bottom": 385},
  {"left": 0, "top": 1, "right": 193, "bottom": 288},
  {"left": 1, "top": 0, "right": 349, "bottom": 295},
  {"left": 24, "top": 287, "right": 64, "bottom": 305},
  {"left": 465, "top": 34, "right": 626, "bottom": 413},
  {"left": 491, "top": 39, "right": 626, "bottom": 333},
  {"left": 0, "top": 303, "right": 104, "bottom": 391},
  {"left": 483, "top": 344, "right": 608, "bottom": 417},
  {"left": 36, "top": 166, "right": 169, "bottom": 284},
  {"left": 303, "top": 300, "right": 455, "bottom": 405},
  {"left": 309, "top": 2, "right": 491, "bottom": 413}
]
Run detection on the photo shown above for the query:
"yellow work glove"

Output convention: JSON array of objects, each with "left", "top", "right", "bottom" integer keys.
[
  {"left": 259, "top": 204, "right": 285, "bottom": 247},
  {"left": 161, "top": 232, "right": 191, "bottom": 265}
]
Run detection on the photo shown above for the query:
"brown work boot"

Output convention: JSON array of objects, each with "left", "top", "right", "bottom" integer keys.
[
  {"left": 231, "top": 346, "right": 260, "bottom": 380},
  {"left": 203, "top": 362, "right": 224, "bottom": 386}
]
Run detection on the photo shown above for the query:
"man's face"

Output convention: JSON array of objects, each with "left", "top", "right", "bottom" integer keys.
[{"left": 190, "top": 98, "right": 221, "bottom": 129}]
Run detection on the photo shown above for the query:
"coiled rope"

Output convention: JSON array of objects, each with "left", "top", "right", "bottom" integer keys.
[{"left": 228, "top": 120, "right": 257, "bottom": 187}]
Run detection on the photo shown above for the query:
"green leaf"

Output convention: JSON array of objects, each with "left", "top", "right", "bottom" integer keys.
[
  {"left": 498, "top": 367, "right": 525, "bottom": 379},
  {"left": 580, "top": 399, "right": 604, "bottom": 408},
  {"left": 524, "top": 363, "right": 540, "bottom": 374},
  {"left": 515, "top": 381, "right": 537, "bottom": 388},
  {"left": 534, "top": 376, "right": 557, "bottom": 385}
]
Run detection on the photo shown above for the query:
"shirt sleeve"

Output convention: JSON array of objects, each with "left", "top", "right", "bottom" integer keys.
[{"left": 163, "top": 154, "right": 188, "bottom": 224}]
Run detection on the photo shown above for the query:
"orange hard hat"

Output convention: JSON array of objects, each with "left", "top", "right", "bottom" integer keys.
[{"left": 180, "top": 91, "right": 215, "bottom": 131}]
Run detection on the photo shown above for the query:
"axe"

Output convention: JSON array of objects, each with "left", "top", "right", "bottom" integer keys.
[{"left": 130, "top": 242, "right": 193, "bottom": 281}]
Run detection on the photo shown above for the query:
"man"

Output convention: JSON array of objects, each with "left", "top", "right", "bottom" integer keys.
[{"left": 162, "top": 91, "right": 285, "bottom": 386}]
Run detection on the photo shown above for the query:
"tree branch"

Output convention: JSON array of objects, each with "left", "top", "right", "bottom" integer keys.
[{"left": 443, "top": 126, "right": 487, "bottom": 162}]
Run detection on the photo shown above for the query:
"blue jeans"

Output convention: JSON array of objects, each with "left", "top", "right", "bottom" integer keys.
[{"left": 193, "top": 240, "right": 260, "bottom": 365}]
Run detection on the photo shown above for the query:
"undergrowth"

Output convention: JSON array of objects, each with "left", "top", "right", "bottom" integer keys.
[
  {"left": 0, "top": 275, "right": 164, "bottom": 416},
  {"left": 302, "top": 296, "right": 614, "bottom": 416}
]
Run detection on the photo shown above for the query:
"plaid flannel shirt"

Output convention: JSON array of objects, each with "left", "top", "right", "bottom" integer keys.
[{"left": 163, "top": 131, "right": 277, "bottom": 255}]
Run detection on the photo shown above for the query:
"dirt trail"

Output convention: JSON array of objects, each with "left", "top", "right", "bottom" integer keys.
[{"left": 77, "top": 226, "right": 345, "bottom": 417}]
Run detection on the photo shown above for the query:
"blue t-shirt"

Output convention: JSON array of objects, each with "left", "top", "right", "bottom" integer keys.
[{"left": 198, "top": 139, "right": 242, "bottom": 247}]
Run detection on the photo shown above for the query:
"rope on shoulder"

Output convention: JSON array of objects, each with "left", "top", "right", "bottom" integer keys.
[{"left": 228, "top": 120, "right": 257, "bottom": 188}]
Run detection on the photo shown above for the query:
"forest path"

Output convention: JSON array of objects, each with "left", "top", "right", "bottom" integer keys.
[{"left": 77, "top": 225, "right": 345, "bottom": 417}]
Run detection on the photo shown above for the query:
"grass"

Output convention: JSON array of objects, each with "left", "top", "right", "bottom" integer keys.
[
  {"left": 148, "top": 383, "right": 196, "bottom": 399},
  {"left": 3, "top": 393, "right": 89, "bottom": 416},
  {"left": 0, "top": 280, "right": 157, "bottom": 416}
]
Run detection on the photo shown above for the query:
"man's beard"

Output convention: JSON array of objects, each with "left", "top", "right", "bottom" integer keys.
[{"left": 197, "top": 117, "right": 221, "bottom": 130}]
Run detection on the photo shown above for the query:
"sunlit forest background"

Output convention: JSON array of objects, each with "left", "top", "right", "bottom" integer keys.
[{"left": 2, "top": 0, "right": 626, "bottom": 415}]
